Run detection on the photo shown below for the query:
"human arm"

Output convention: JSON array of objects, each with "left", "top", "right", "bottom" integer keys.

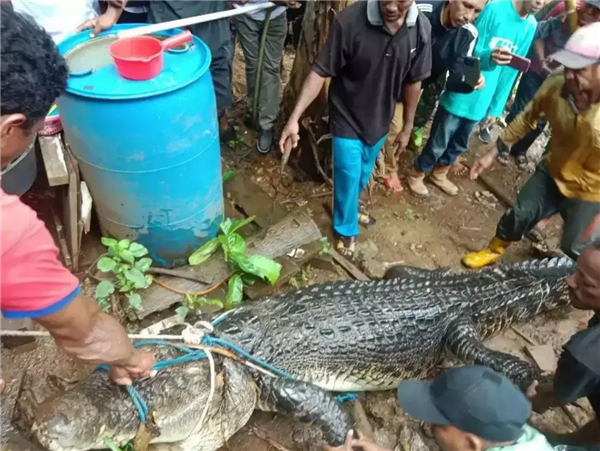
[
  {"left": 77, "top": 0, "right": 127, "bottom": 37},
  {"left": 0, "top": 192, "right": 154, "bottom": 385},
  {"left": 280, "top": 17, "right": 346, "bottom": 152},
  {"left": 36, "top": 294, "right": 155, "bottom": 385},
  {"left": 393, "top": 81, "right": 422, "bottom": 154},
  {"left": 279, "top": 71, "right": 327, "bottom": 151},
  {"left": 469, "top": 78, "right": 550, "bottom": 180}
]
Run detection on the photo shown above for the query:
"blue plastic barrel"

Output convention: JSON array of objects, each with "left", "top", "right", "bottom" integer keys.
[{"left": 57, "top": 25, "right": 223, "bottom": 268}]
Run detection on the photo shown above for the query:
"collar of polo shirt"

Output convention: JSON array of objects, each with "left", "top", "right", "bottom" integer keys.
[{"left": 366, "top": 0, "right": 419, "bottom": 28}]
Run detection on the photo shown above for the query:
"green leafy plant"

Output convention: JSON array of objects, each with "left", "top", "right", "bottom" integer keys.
[
  {"left": 175, "top": 294, "right": 224, "bottom": 320},
  {"left": 223, "top": 170, "right": 235, "bottom": 181},
  {"left": 319, "top": 237, "right": 332, "bottom": 255},
  {"left": 103, "top": 438, "right": 133, "bottom": 451},
  {"left": 188, "top": 216, "right": 282, "bottom": 309},
  {"left": 95, "top": 238, "right": 153, "bottom": 312}
]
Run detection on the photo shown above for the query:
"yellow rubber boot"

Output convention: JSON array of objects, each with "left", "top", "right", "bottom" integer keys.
[{"left": 462, "top": 237, "right": 510, "bottom": 269}]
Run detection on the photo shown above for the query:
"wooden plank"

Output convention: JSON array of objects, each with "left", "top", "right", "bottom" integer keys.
[
  {"left": 62, "top": 147, "right": 80, "bottom": 271},
  {"left": 525, "top": 344, "right": 558, "bottom": 373},
  {"left": 50, "top": 205, "right": 73, "bottom": 271},
  {"left": 138, "top": 211, "right": 322, "bottom": 319},
  {"left": 38, "top": 135, "right": 69, "bottom": 187},
  {"left": 331, "top": 249, "right": 370, "bottom": 281}
]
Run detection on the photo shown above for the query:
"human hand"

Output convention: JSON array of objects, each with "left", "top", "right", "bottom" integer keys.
[
  {"left": 76, "top": 11, "right": 119, "bottom": 38},
  {"left": 470, "top": 149, "right": 496, "bottom": 180},
  {"left": 475, "top": 74, "right": 486, "bottom": 90},
  {"left": 279, "top": 120, "right": 300, "bottom": 153},
  {"left": 491, "top": 47, "right": 513, "bottom": 66},
  {"left": 526, "top": 380, "right": 539, "bottom": 398},
  {"left": 394, "top": 126, "right": 412, "bottom": 155},
  {"left": 109, "top": 350, "right": 156, "bottom": 386},
  {"left": 324, "top": 430, "right": 355, "bottom": 451}
]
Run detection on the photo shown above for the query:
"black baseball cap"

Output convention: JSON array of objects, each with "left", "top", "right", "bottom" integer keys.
[{"left": 397, "top": 366, "right": 531, "bottom": 443}]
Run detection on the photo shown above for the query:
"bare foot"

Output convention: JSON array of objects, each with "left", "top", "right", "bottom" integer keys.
[{"left": 451, "top": 158, "right": 468, "bottom": 176}]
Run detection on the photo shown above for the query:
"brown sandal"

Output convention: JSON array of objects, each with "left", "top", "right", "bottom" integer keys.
[{"left": 336, "top": 236, "right": 356, "bottom": 258}]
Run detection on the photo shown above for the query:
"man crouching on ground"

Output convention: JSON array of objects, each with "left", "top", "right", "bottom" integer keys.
[{"left": 279, "top": 0, "right": 432, "bottom": 259}]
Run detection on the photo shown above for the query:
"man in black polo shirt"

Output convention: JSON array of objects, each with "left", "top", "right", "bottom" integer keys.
[
  {"left": 279, "top": 0, "right": 431, "bottom": 257},
  {"left": 530, "top": 240, "right": 600, "bottom": 447},
  {"left": 383, "top": 0, "right": 486, "bottom": 192}
]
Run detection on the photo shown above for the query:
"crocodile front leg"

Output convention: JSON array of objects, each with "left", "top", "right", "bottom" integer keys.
[
  {"left": 444, "top": 317, "right": 539, "bottom": 391},
  {"left": 256, "top": 376, "right": 353, "bottom": 446}
]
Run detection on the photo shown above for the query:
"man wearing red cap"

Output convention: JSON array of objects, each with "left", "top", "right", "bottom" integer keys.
[{"left": 464, "top": 21, "right": 600, "bottom": 268}]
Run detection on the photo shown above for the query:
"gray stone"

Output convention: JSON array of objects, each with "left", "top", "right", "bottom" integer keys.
[
  {"left": 355, "top": 239, "right": 379, "bottom": 262},
  {"left": 363, "top": 258, "right": 386, "bottom": 280}
]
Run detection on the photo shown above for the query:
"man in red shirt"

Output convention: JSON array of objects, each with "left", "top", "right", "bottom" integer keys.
[{"left": 0, "top": 3, "right": 155, "bottom": 393}]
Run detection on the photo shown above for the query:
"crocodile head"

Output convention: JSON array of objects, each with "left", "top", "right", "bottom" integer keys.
[{"left": 31, "top": 348, "right": 257, "bottom": 451}]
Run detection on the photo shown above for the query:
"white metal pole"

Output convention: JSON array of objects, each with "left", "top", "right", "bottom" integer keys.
[{"left": 117, "top": 3, "right": 276, "bottom": 39}]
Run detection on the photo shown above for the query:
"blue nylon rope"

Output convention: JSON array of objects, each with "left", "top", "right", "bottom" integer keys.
[{"left": 98, "top": 322, "right": 357, "bottom": 423}]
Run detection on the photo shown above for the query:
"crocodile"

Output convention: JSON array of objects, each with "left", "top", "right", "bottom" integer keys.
[{"left": 31, "top": 257, "right": 575, "bottom": 451}]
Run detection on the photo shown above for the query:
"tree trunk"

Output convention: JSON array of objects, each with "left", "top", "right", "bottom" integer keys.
[{"left": 282, "top": 0, "right": 352, "bottom": 183}]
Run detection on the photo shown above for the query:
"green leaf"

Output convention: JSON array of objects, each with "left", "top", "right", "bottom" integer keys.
[
  {"left": 97, "top": 297, "right": 111, "bottom": 313},
  {"left": 118, "top": 239, "right": 131, "bottom": 250},
  {"left": 219, "top": 218, "right": 234, "bottom": 235},
  {"left": 119, "top": 249, "right": 135, "bottom": 264},
  {"left": 241, "top": 272, "right": 260, "bottom": 286},
  {"left": 226, "top": 274, "right": 244, "bottom": 310},
  {"left": 205, "top": 298, "right": 224, "bottom": 308},
  {"left": 104, "top": 438, "right": 124, "bottom": 451},
  {"left": 125, "top": 268, "right": 148, "bottom": 289},
  {"left": 119, "top": 283, "right": 134, "bottom": 293},
  {"left": 188, "top": 238, "right": 220, "bottom": 266},
  {"left": 319, "top": 237, "right": 332, "bottom": 255},
  {"left": 108, "top": 245, "right": 119, "bottom": 258},
  {"left": 218, "top": 234, "right": 230, "bottom": 261},
  {"left": 129, "top": 242, "right": 149, "bottom": 258},
  {"left": 227, "top": 232, "right": 246, "bottom": 257},
  {"left": 245, "top": 255, "right": 281, "bottom": 285},
  {"left": 127, "top": 293, "right": 143, "bottom": 311},
  {"left": 223, "top": 170, "right": 235, "bottom": 181},
  {"left": 101, "top": 237, "right": 118, "bottom": 248},
  {"left": 97, "top": 256, "right": 117, "bottom": 272},
  {"left": 228, "top": 216, "right": 256, "bottom": 235},
  {"left": 175, "top": 305, "right": 189, "bottom": 319},
  {"left": 95, "top": 280, "right": 115, "bottom": 299},
  {"left": 135, "top": 257, "right": 153, "bottom": 272},
  {"left": 144, "top": 275, "right": 153, "bottom": 288}
]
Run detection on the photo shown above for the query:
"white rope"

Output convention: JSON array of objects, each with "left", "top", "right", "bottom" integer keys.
[
  {"left": 197, "top": 348, "right": 216, "bottom": 432},
  {"left": 0, "top": 330, "right": 187, "bottom": 341}
]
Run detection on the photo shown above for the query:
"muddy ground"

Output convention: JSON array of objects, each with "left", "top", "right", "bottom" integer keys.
[{"left": 1, "top": 42, "right": 595, "bottom": 451}]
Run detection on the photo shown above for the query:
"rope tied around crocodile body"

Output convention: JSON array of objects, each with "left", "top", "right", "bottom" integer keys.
[{"left": 97, "top": 316, "right": 358, "bottom": 424}]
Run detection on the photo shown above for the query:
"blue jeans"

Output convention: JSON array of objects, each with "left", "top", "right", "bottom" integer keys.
[
  {"left": 416, "top": 107, "right": 478, "bottom": 173},
  {"left": 504, "top": 71, "right": 545, "bottom": 158},
  {"left": 333, "top": 135, "right": 387, "bottom": 238}
]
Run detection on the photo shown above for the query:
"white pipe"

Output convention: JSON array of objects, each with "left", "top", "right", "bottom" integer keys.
[{"left": 117, "top": 2, "right": 276, "bottom": 39}]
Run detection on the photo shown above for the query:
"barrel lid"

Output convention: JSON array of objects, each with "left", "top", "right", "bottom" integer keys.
[{"left": 57, "top": 24, "right": 211, "bottom": 100}]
